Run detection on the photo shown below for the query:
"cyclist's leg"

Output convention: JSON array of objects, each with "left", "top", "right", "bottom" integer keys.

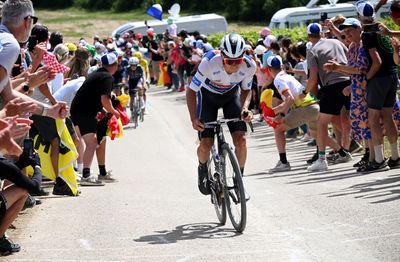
[
  {"left": 197, "top": 88, "right": 219, "bottom": 164},
  {"left": 222, "top": 88, "right": 247, "bottom": 172}
]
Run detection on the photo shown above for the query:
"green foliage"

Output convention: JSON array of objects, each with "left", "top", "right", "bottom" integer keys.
[
  {"left": 34, "top": 0, "right": 74, "bottom": 8},
  {"left": 208, "top": 27, "right": 307, "bottom": 47}
]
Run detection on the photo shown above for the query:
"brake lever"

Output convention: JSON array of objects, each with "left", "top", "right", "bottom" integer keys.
[{"left": 242, "top": 111, "right": 254, "bottom": 133}]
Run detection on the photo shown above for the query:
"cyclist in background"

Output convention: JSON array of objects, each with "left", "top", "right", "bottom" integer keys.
[
  {"left": 124, "top": 57, "right": 145, "bottom": 122},
  {"left": 133, "top": 51, "right": 150, "bottom": 112},
  {"left": 186, "top": 33, "right": 256, "bottom": 196}
]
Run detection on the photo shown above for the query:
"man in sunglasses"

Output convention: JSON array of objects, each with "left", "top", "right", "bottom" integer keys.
[
  {"left": 0, "top": 0, "right": 67, "bottom": 120},
  {"left": 186, "top": 33, "right": 256, "bottom": 196}
]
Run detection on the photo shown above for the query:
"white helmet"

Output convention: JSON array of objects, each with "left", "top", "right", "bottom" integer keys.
[
  {"left": 220, "top": 33, "right": 246, "bottom": 59},
  {"left": 129, "top": 57, "right": 139, "bottom": 65}
]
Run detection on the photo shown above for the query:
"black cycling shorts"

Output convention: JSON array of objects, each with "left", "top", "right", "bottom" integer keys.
[
  {"left": 70, "top": 115, "right": 97, "bottom": 136},
  {"left": 197, "top": 87, "right": 247, "bottom": 138}
]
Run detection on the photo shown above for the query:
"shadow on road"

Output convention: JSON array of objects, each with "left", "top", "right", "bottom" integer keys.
[
  {"left": 247, "top": 121, "right": 400, "bottom": 204},
  {"left": 134, "top": 223, "right": 240, "bottom": 244}
]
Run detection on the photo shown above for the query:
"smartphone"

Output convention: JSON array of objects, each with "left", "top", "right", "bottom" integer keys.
[
  {"left": 363, "top": 23, "right": 380, "bottom": 33},
  {"left": 320, "top": 12, "right": 328, "bottom": 22},
  {"left": 23, "top": 138, "right": 34, "bottom": 156}
]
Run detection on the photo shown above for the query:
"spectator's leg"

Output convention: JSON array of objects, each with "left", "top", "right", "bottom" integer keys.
[
  {"left": 96, "top": 139, "right": 106, "bottom": 176},
  {"left": 50, "top": 137, "right": 60, "bottom": 177},
  {"left": 368, "top": 108, "right": 385, "bottom": 163},
  {"left": 81, "top": 133, "right": 97, "bottom": 177},
  {"left": 0, "top": 186, "right": 28, "bottom": 236}
]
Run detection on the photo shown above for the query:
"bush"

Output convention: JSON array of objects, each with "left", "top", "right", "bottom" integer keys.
[
  {"left": 73, "top": 0, "right": 113, "bottom": 10},
  {"left": 34, "top": 0, "right": 74, "bottom": 8},
  {"left": 112, "top": 0, "right": 143, "bottom": 12},
  {"left": 208, "top": 27, "right": 307, "bottom": 48}
]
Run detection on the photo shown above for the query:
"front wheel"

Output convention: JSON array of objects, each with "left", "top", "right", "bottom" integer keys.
[
  {"left": 208, "top": 156, "right": 226, "bottom": 226},
  {"left": 222, "top": 144, "right": 247, "bottom": 233}
]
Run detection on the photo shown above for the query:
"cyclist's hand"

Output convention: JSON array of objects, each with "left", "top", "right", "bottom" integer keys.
[
  {"left": 192, "top": 119, "right": 205, "bottom": 132},
  {"left": 241, "top": 109, "right": 253, "bottom": 122}
]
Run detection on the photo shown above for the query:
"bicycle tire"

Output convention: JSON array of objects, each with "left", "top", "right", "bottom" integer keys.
[
  {"left": 222, "top": 144, "right": 247, "bottom": 233},
  {"left": 140, "top": 108, "right": 144, "bottom": 122},
  {"left": 133, "top": 99, "right": 139, "bottom": 128},
  {"left": 208, "top": 155, "right": 226, "bottom": 225}
]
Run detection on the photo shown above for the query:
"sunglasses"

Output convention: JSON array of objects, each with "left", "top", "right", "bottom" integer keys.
[
  {"left": 223, "top": 57, "right": 244, "bottom": 66},
  {"left": 24, "top": 15, "right": 38, "bottom": 25}
]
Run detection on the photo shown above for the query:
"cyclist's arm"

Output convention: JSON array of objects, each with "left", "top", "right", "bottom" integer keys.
[{"left": 240, "top": 63, "right": 256, "bottom": 110}]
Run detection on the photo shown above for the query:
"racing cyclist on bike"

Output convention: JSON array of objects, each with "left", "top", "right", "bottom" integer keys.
[
  {"left": 124, "top": 57, "right": 145, "bottom": 122},
  {"left": 186, "top": 33, "right": 256, "bottom": 196}
]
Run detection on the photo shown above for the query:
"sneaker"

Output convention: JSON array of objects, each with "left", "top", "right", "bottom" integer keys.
[
  {"left": 0, "top": 236, "right": 20, "bottom": 255},
  {"left": 388, "top": 157, "right": 400, "bottom": 169},
  {"left": 53, "top": 177, "right": 76, "bottom": 196},
  {"left": 300, "top": 133, "right": 312, "bottom": 142},
  {"left": 30, "top": 188, "right": 49, "bottom": 196},
  {"left": 98, "top": 172, "right": 117, "bottom": 183},
  {"left": 327, "top": 151, "right": 352, "bottom": 164},
  {"left": 306, "top": 152, "right": 318, "bottom": 164},
  {"left": 198, "top": 164, "right": 210, "bottom": 195},
  {"left": 307, "top": 139, "right": 317, "bottom": 147},
  {"left": 307, "top": 159, "right": 328, "bottom": 172},
  {"left": 353, "top": 154, "right": 369, "bottom": 168},
  {"left": 80, "top": 175, "right": 105, "bottom": 186},
  {"left": 349, "top": 140, "right": 363, "bottom": 154},
  {"left": 358, "top": 160, "right": 389, "bottom": 174},
  {"left": 258, "top": 114, "right": 264, "bottom": 122},
  {"left": 22, "top": 194, "right": 36, "bottom": 210},
  {"left": 178, "top": 87, "right": 185, "bottom": 92},
  {"left": 268, "top": 161, "right": 291, "bottom": 173}
]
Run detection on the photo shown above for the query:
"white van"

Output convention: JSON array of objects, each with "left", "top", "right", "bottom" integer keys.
[
  {"left": 112, "top": 13, "right": 228, "bottom": 39},
  {"left": 270, "top": 1, "right": 391, "bottom": 29}
]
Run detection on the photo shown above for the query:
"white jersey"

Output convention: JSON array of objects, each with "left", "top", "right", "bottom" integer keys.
[
  {"left": 189, "top": 50, "right": 256, "bottom": 95},
  {"left": 274, "top": 71, "right": 317, "bottom": 108},
  {"left": 53, "top": 77, "right": 86, "bottom": 115}
]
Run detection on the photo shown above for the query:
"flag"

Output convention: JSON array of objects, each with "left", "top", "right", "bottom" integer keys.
[{"left": 147, "top": 4, "right": 163, "bottom": 21}]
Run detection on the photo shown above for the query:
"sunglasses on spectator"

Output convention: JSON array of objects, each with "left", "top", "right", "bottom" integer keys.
[
  {"left": 24, "top": 15, "right": 38, "bottom": 25},
  {"left": 223, "top": 57, "right": 244, "bottom": 66}
]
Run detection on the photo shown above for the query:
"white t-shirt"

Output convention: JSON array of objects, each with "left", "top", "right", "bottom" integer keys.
[
  {"left": 53, "top": 77, "right": 86, "bottom": 111},
  {"left": 48, "top": 73, "right": 64, "bottom": 94},
  {"left": 189, "top": 50, "right": 256, "bottom": 95},
  {"left": 274, "top": 71, "right": 304, "bottom": 100},
  {"left": 0, "top": 25, "right": 20, "bottom": 93}
]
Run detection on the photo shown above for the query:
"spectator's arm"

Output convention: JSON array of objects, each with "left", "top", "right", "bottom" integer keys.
[
  {"left": 38, "top": 84, "right": 57, "bottom": 105},
  {"left": 101, "top": 95, "right": 119, "bottom": 118},
  {"left": 392, "top": 37, "right": 400, "bottom": 65},
  {"left": 305, "top": 66, "right": 319, "bottom": 97},
  {"left": 273, "top": 89, "right": 294, "bottom": 114},
  {"left": 366, "top": 48, "right": 382, "bottom": 80},
  {"left": 375, "top": 0, "right": 388, "bottom": 12}
]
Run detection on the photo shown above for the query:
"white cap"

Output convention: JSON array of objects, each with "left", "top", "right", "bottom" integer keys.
[
  {"left": 263, "top": 35, "right": 277, "bottom": 48},
  {"left": 101, "top": 52, "right": 118, "bottom": 66},
  {"left": 254, "top": 45, "right": 267, "bottom": 55}
]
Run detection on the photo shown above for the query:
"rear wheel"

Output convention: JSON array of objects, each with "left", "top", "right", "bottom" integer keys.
[
  {"left": 222, "top": 144, "right": 246, "bottom": 233},
  {"left": 208, "top": 153, "right": 226, "bottom": 225}
]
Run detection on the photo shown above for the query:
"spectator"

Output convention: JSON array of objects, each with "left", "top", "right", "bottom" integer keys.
[
  {"left": 305, "top": 23, "right": 352, "bottom": 172},
  {"left": 357, "top": 1, "right": 400, "bottom": 172},
  {"left": 70, "top": 52, "right": 120, "bottom": 185}
]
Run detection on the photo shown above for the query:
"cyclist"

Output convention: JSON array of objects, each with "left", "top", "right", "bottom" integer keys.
[
  {"left": 133, "top": 51, "right": 150, "bottom": 112},
  {"left": 124, "top": 57, "right": 145, "bottom": 122},
  {"left": 186, "top": 33, "right": 256, "bottom": 196}
]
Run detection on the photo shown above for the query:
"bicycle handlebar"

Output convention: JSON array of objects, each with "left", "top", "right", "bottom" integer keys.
[{"left": 204, "top": 117, "right": 254, "bottom": 133}]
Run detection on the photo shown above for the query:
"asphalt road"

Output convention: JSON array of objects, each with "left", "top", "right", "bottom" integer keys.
[{"left": 6, "top": 88, "right": 400, "bottom": 262}]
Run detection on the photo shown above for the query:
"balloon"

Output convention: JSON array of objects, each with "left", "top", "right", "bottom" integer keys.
[{"left": 147, "top": 4, "right": 163, "bottom": 21}]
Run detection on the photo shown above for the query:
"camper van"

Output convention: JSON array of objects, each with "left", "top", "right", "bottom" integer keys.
[
  {"left": 269, "top": 0, "right": 391, "bottom": 29},
  {"left": 112, "top": 13, "right": 228, "bottom": 39}
]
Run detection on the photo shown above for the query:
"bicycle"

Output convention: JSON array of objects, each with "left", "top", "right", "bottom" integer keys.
[
  {"left": 202, "top": 117, "right": 252, "bottom": 233},
  {"left": 129, "top": 91, "right": 144, "bottom": 128}
]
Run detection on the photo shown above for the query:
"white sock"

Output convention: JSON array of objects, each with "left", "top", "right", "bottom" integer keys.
[
  {"left": 374, "top": 144, "right": 384, "bottom": 163},
  {"left": 77, "top": 163, "right": 83, "bottom": 174},
  {"left": 391, "top": 143, "right": 399, "bottom": 160}
]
